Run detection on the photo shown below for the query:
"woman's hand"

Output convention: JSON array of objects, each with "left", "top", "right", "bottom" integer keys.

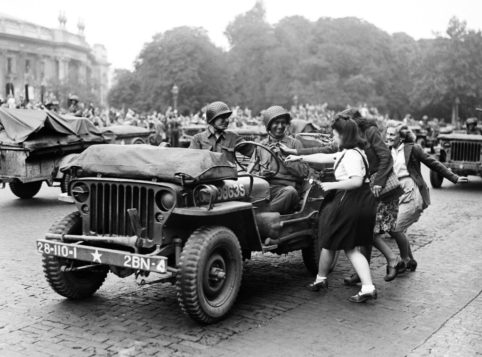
[
  {"left": 279, "top": 143, "right": 297, "bottom": 155},
  {"left": 285, "top": 155, "right": 302, "bottom": 162},
  {"left": 319, "top": 181, "right": 336, "bottom": 191},
  {"left": 372, "top": 185, "right": 382, "bottom": 197},
  {"left": 457, "top": 176, "right": 469, "bottom": 184}
]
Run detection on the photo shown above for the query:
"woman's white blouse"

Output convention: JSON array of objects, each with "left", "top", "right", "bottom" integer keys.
[{"left": 334, "top": 149, "right": 368, "bottom": 181}]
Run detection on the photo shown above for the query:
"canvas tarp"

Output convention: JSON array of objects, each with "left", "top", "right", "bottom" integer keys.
[
  {"left": 61, "top": 145, "right": 238, "bottom": 185},
  {"left": 0, "top": 108, "right": 103, "bottom": 148}
]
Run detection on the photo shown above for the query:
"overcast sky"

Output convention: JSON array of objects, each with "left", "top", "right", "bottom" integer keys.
[{"left": 1, "top": 0, "right": 481, "bottom": 70}]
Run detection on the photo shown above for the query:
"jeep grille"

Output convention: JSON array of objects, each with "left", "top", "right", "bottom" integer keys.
[
  {"left": 449, "top": 141, "right": 481, "bottom": 162},
  {"left": 89, "top": 182, "right": 156, "bottom": 237}
]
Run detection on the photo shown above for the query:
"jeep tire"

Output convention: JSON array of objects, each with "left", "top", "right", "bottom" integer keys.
[
  {"left": 9, "top": 181, "right": 42, "bottom": 199},
  {"left": 177, "top": 226, "right": 243, "bottom": 324},
  {"left": 42, "top": 211, "right": 108, "bottom": 299},
  {"left": 430, "top": 170, "right": 444, "bottom": 188}
]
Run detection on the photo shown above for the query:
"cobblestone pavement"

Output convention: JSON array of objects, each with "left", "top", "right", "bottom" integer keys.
[{"left": 0, "top": 167, "right": 481, "bottom": 356}]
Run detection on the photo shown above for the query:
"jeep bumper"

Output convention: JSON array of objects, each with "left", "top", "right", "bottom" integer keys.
[{"left": 37, "top": 237, "right": 170, "bottom": 275}]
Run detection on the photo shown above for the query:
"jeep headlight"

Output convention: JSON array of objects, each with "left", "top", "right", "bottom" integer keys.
[
  {"left": 71, "top": 182, "right": 90, "bottom": 202},
  {"left": 155, "top": 190, "right": 175, "bottom": 210}
]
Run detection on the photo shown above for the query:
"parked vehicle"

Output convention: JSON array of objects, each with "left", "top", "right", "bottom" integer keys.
[
  {"left": 430, "top": 133, "right": 482, "bottom": 188},
  {"left": 179, "top": 124, "right": 206, "bottom": 148},
  {"left": 0, "top": 108, "right": 104, "bottom": 198},
  {"left": 37, "top": 143, "right": 336, "bottom": 323},
  {"left": 101, "top": 125, "right": 153, "bottom": 145}
]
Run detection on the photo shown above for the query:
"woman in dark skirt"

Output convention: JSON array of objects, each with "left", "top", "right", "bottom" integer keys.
[{"left": 286, "top": 118, "right": 378, "bottom": 303}]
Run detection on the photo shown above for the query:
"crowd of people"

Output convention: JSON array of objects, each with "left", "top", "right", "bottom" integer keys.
[{"left": 187, "top": 101, "right": 469, "bottom": 303}]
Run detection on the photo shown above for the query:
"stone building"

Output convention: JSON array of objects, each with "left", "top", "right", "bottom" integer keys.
[{"left": 0, "top": 12, "right": 109, "bottom": 106}]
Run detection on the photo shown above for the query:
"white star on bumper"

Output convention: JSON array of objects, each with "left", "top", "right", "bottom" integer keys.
[{"left": 91, "top": 250, "right": 102, "bottom": 263}]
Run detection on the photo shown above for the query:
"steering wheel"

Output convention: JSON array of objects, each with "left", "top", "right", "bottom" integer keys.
[{"left": 234, "top": 141, "right": 281, "bottom": 178}]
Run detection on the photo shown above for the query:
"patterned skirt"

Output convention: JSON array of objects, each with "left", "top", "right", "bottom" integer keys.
[{"left": 374, "top": 198, "right": 399, "bottom": 234}]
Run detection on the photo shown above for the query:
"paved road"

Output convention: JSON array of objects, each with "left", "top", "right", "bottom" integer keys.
[{"left": 0, "top": 167, "right": 481, "bottom": 356}]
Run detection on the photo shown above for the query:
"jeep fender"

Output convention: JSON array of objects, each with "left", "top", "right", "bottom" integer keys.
[{"left": 171, "top": 202, "right": 262, "bottom": 251}]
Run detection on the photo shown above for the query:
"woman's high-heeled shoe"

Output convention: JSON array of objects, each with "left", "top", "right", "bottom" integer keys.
[
  {"left": 396, "top": 260, "right": 407, "bottom": 274},
  {"left": 406, "top": 259, "right": 418, "bottom": 272},
  {"left": 384, "top": 257, "right": 402, "bottom": 282},
  {"left": 348, "top": 289, "right": 378, "bottom": 303},
  {"left": 384, "top": 264, "right": 397, "bottom": 282},
  {"left": 307, "top": 279, "right": 328, "bottom": 292}
]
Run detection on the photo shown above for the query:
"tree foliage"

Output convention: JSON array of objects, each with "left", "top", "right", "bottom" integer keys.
[{"left": 108, "top": 3, "right": 482, "bottom": 120}]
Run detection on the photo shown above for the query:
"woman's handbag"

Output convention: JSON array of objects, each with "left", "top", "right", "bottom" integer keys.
[
  {"left": 352, "top": 149, "right": 404, "bottom": 201},
  {"left": 369, "top": 170, "right": 404, "bottom": 201}
]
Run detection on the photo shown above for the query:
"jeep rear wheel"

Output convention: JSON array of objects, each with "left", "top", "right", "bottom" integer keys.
[
  {"left": 42, "top": 211, "right": 108, "bottom": 299},
  {"left": 430, "top": 170, "right": 444, "bottom": 188},
  {"left": 9, "top": 181, "right": 42, "bottom": 199},
  {"left": 176, "top": 226, "right": 243, "bottom": 324}
]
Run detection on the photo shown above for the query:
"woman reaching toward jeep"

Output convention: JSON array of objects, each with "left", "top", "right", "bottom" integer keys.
[{"left": 286, "top": 117, "right": 378, "bottom": 303}]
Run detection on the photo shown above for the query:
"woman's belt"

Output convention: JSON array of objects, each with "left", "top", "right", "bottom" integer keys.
[{"left": 398, "top": 175, "right": 411, "bottom": 180}]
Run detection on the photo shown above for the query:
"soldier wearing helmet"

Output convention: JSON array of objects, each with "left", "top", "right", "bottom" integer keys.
[
  {"left": 189, "top": 101, "right": 251, "bottom": 163},
  {"left": 466, "top": 117, "right": 482, "bottom": 135},
  {"left": 68, "top": 94, "right": 83, "bottom": 117},
  {"left": 257, "top": 105, "right": 310, "bottom": 214}
]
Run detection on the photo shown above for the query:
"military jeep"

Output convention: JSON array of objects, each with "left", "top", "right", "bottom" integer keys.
[
  {"left": 430, "top": 133, "right": 482, "bottom": 188},
  {"left": 37, "top": 143, "right": 332, "bottom": 323}
]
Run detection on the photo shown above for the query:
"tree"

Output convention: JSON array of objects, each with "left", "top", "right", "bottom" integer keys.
[
  {"left": 411, "top": 17, "right": 482, "bottom": 120},
  {"left": 107, "top": 69, "right": 140, "bottom": 109},
  {"left": 134, "top": 26, "right": 231, "bottom": 113}
]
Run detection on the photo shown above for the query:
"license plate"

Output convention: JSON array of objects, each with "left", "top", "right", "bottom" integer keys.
[{"left": 37, "top": 239, "right": 167, "bottom": 273}]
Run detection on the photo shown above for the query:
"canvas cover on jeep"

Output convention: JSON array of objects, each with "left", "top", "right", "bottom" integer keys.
[
  {"left": 0, "top": 108, "right": 104, "bottom": 150},
  {"left": 61, "top": 144, "right": 238, "bottom": 185}
]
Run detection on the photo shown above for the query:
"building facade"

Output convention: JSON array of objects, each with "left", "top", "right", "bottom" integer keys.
[{"left": 0, "top": 13, "right": 109, "bottom": 106}]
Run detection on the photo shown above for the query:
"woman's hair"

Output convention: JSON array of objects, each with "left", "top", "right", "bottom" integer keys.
[
  {"left": 332, "top": 117, "right": 366, "bottom": 149},
  {"left": 336, "top": 108, "right": 378, "bottom": 133},
  {"left": 386, "top": 121, "right": 415, "bottom": 143}
]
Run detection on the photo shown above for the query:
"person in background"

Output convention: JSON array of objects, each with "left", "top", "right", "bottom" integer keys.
[
  {"left": 286, "top": 117, "right": 378, "bottom": 303},
  {"left": 377, "top": 123, "right": 468, "bottom": 272},
  {"left": 466, "top": 118, "right": 482, "bottom": 135}
]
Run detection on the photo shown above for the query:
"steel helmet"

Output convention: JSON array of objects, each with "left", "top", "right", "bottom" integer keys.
[
  {"left": 466, "top": 117, "right": 478, "bottom": 125},
  {"left": 205, "top": 101, "right": 232, "bottom": 124},
  {"left": 263, "top": 105, "right": 291, "bottom": 130}
]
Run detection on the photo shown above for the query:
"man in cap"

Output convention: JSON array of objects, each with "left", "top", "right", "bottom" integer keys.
[
  {"left": 189, "top": 101, "right": 250, "bottom": 163},
  {"left": 466, "top": 117, "right": 482, "bottom": 135},
  {"left": 257, "top": 105, "right": 310, "bottom": 214}
]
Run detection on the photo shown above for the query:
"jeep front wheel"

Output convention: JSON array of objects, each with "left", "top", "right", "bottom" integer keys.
[
  {"left": 42, "top": 211, "right": 108, "bottom": 299},
  {"left": 9, "top": 181, "right": 42, "bottom": 199},
  {"left": 176, "top": 226, "right": 243, "bottom": 324},
  {"left": 430, "top": 170, "right": 444, "bottom": 188}
]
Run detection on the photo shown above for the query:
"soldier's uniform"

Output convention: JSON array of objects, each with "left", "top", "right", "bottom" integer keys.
[
  {"left": 189, "top": 101, "right": 249, "bottom": 163},
  {"left": 259, "top": 106, "right": 310, "bottom": 214}
]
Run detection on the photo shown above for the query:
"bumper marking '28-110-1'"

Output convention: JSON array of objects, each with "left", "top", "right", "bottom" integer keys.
[{"left": 36, "top": 239, "right": 167, "bottom": 273}]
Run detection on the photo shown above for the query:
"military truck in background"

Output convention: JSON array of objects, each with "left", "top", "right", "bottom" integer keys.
[
  {"left": 430, "top": 133, "right": 482, "bottom": 188},
  {"left": 0, "top": 109, "right": 153, "bottom": 199}
]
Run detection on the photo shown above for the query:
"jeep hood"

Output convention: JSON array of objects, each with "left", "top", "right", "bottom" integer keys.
[{"left": 61, "top": 145, "right": 238, "bottom": 185}]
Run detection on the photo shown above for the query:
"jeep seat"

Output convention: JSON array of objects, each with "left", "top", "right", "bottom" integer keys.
[{"left": 237, "top": 176, "right": 270, "bottom": 203}]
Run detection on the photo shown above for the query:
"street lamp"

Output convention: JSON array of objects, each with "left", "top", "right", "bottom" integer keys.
[{"left": 171, "top": 84, "right": 179, "bottom": 114}]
